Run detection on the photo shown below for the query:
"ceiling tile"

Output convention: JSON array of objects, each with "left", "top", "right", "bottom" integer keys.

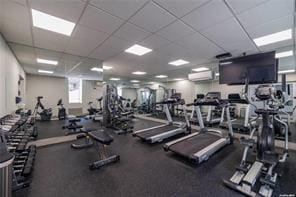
[
  {"left": 71, "top": 25, "right": 109, "bottom": 43},
  {"left": 66, "top": 37, "right": 102, "bottom": 56},
  {"left": 237, "top": 0, "right": 294, "bottom": 29},
  {"left": 176, "top": 32, "right": 225, "bottom": 59},
  {"left": 89, "top": 0, "right": 148, "bottom": 20},
  {"left": 153, "top": 0, "right": 211, "bottom": 18},
  {"left": 35, "top": 48, "right": 61, "bottom": 61},
  {"left": 102, "top": 36, "right": 131, "bottom": 51},
  {"left": 30, "top": 0, "right": 86, "bottom": 23},
  {"left": 10, "top": 0, "right": 26, "bottom": 6},
  {"left": 89, "top": 46, "right": 121, "bottom": 60},
  {"left": 225, "top": 0, "right": 268, "bottom": 14},
  {"left": 79, "top": 5, "right": 124, "bottom": 34},
  {"left": 201, "top": 18, "right": 258, "bottom": 53},
  {"left": 140, "top": 34, "right": 170, "bottom": 50},
  {"left": 246, "top": 15, "right": 293, "bottom": 38},
  {"left": 182, "top": 0, "right": 232, "bottom": 31},
  {"left": 33, "top": 28, "right": 70, "bottom": 52},
  {"left": 1, "top": 20, "right": 33, "bottom": 45},
  {"left": 9, "top": 44, "right": 36, "bottom": 64},
  {"left": 156, "top": 20, "right": 195, "bottom": 42},
  {"left": 1, "top": 1, "right": 30, "bottom": 25},
  {"left": 114, "top": 22, "right": 150, "bottom": 42},
  {"left": 129, "top": 1, "right": 176, "bottom": 33},
  {"left": 157, "top": 43, "right": 189, "bottom": 59}
]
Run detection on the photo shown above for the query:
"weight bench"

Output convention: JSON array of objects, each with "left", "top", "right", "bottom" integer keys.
[
  {"left": 71, "top": 130, "right": 120, "bottom": 170},
  {"left": 62, "top": 118, "right": 83, "bottom": 135}
]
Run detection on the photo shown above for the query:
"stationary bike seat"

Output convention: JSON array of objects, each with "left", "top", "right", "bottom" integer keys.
[{"left": 88, "top": 130, "right": 113, "bottom": 145}]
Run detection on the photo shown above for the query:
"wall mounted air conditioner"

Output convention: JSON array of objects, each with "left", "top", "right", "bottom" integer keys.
[{"left": 188, "top": 71, "right": 213, "bottom": 81}]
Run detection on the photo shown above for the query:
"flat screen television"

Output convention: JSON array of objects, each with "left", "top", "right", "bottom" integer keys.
[{"left": 219, "top": 51, "right": 278, "bottom": 85}]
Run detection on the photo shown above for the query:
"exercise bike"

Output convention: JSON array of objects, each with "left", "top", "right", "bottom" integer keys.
[
  {"left": 223, "top": 85, "right": 289, "bottom": 197},
  {"left": 32, "top": 96, "right": 52, "bottom": 121},
  {"left": 57, "top": 99, "right": 66, "bottom": 120}
]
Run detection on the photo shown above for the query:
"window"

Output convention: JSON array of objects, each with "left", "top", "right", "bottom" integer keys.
[
  {"left": 68, "top": 78, "right": 82, "bottom": 103},
  {"left": 117, "top": 87, "right": 122, "bottom": 97}
]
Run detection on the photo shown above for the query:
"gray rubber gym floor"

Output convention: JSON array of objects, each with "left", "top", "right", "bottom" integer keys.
[{"left": 14, "top": 119, "right": 296, "bottom": 197}]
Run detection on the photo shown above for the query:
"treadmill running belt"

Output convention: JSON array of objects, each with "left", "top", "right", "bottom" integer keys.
[
  {"left": 168, "top": 133, "right": 221, "bottom": 159},
  {"left": 136, "top": 125, "right": 177, "bottom": 139}
]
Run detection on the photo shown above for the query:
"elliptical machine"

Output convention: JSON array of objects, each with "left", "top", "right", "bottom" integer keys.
[
  {"left": 33, "top": 96, "right": 52, "bottom": 121},
  {"left": 57, "top": 99, "right": 66, "bottom": 120},
  {"left": 223, "top": 84, "right": 289, "bottom": 197}
]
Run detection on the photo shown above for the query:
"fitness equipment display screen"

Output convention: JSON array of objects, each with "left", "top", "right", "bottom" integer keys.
[{"left": 219, "top": 51, "right": 278, "bottom": 85}]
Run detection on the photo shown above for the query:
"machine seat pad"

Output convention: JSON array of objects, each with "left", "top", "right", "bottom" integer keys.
[
  {"left": 89, "top": 130, "right": 113, "bottom": 145},
  {"left": 121, "top": 111, "right": 133, "bottom": 116}
]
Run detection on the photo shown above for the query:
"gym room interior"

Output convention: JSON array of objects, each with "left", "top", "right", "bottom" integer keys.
[{"left": 0, "top": 0, "right": 296, "bottom": 196}]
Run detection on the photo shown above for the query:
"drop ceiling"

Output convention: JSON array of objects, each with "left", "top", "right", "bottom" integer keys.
[{"left": 0, "top": 0, "right": 295, "bottom": 82}]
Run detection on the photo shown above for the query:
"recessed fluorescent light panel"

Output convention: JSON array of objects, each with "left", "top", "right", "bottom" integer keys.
[
  {"left": 169, "top": 59, "right": 189, "bottom": 66},
  {"left": 131, "top": 80, "right": 140, "bottom": 83},
  {"left": 275, "top": 50, "right": 293, "bottom": 58},
  {"left": 132, "top": 71, "right": 146, "bottom": 75},
  {"left": 219, "top": 61, "right": 232, "bottom": 65},
  {"left": 278, "top": 69, "right": 295, "bottom": 74},
  {"left": 91, "top": 67, "right": 103, "bottom": 72},
  {"left": 38, "top": 69, "right": 53, "bottom": 74},
  {"left": 103, "top": 66, "right": 113, "bottom": 70},
  {"left": 31, "top": 9, "right": 75, "bottom": 36},
  {"left": 215, "top": 73, "right": 220, "bottom": 76},
  {"left": 110, "top": 78, "right": 120, "bottom": 81},
  {"left": 192, "top": 67, "right": 209, "bottom": 72},
  {"left": 125, "top": 44, "right": 152, "bottom": 56},
  {"left": 253, "top": 29, "right": 292, "bottom": 47},
  {"left": 174, "top": 78, "right": 183, "bottom": 81},
  {"left": 37, "top": 58, "right": 58, "bottom": 65},
  {"left": 155, "top": 75, "right": 168, "bottom": 78}
]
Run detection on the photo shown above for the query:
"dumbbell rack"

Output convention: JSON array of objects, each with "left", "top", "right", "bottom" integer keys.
[{"left": 0, "top": 114, "right": 38, "bottom": 196}]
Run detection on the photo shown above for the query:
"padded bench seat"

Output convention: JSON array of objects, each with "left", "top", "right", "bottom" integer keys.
[
  {"left": 89, "top": 130, "right": 113, "bottom": 145},
  {"left": 121, "top": 111, "right": 133, "bottom": 116}
]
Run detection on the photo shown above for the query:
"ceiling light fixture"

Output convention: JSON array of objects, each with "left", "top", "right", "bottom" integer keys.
[
  {"left": 131, "top": 80, "right": 140, "bottom": 83},
  {"left": 91, "top": 67, "right": 103, "bottom": 72},
  {"left": 124, "top": 44, "right": 152, "bottom": 56},
  {"left": 132, "top": 71, "right": 146, "bottom": 75},
  {"left": 253, "top": 29, "right": 292, "bottom": 47},
  {"left": 278, "top": 69, "right": 295, "bottom": 74},
  {"left": 155, "top": 75, "right": 168, "bottom": 78},
  {"left": 31, "top": 9, "right": 75, "bottom": 36},
  {"left": 275, "top": 50, "right": 293, "bottom": 58},
  {"left": 103, "top": 65, "right": 113, "bottom": 70},
  {"left": 215, "top": 73, "right": 220, "bottom": 76},
  {"left": 169, "top": 59, "right": 189, "bottom": 66},
  {"left": 173, "top": 78, "right": 183, "bottom": 81},
  {"left": 219, "top": 61, "right": 232, "bottom": 65},
  {"left": 192, "top": 67, "right": 209, "bottom": 72},
  {"left": 37, "top": 58, "right": 58, "bottom": 65},
  {"left": 38, "top": 69, "right": 53, "bottom": 74},
  {"left": 110, "top": 78, "right": 120, "bottom": 81}
]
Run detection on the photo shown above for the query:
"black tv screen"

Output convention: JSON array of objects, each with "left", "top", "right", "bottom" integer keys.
[{"left": 219, "top": 51, "right": 278, "bottom": 85}]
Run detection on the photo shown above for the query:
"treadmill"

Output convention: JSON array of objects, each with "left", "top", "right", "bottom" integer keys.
[
  {"left": 189, "top": 94, "right": 207, "bottom": 125},
  {"left": 163, "top": 98, "right": 233, "bottom": 164},
  {"left": 204, "top": 92, "right": 224, "bottom": 126},
  {"left": 132, "top": 94, "right": 191, "bottom": 143},
  {"left": 220, "top": 93, "right": 251, "bottom": 133}
]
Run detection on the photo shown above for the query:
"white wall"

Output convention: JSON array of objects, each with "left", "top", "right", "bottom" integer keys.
[
  {"left": 0, "top": 34, "right": 26, "bottom": 117},
  {"left": 26, "top": 74, "right": 103, "bottom": 116}
]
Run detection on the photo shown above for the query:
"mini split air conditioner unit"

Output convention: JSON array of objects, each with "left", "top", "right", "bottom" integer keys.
[{"left": 188, "top": 71, "right": 213, "bottom": 81}]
